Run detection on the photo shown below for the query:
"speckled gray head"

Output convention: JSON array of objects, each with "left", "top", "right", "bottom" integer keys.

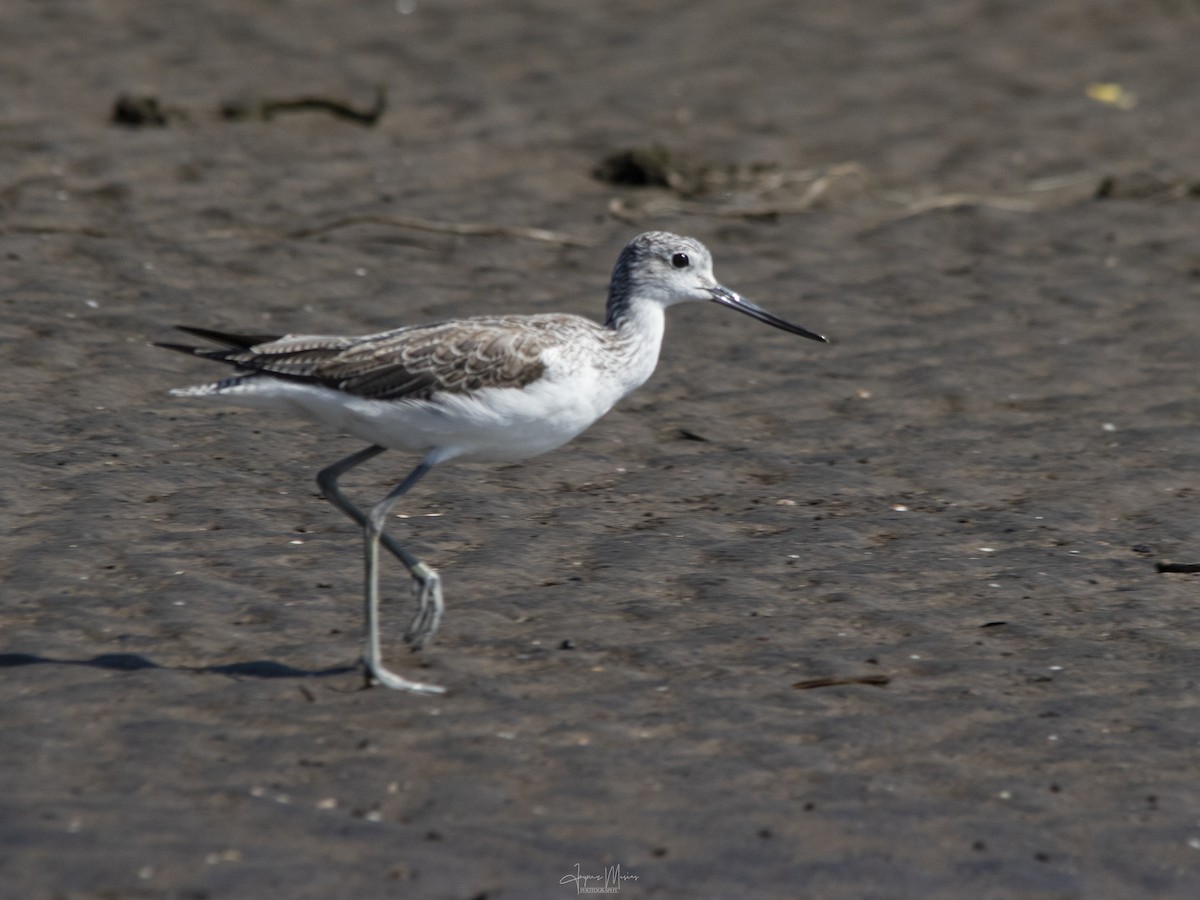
[{"left": 606, "top": 231, "right": 827, "bottom": 342}]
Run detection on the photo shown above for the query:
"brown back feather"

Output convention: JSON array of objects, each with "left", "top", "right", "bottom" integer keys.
[{"left": 205, "top": 318, "right": 554, "bottom": 401}]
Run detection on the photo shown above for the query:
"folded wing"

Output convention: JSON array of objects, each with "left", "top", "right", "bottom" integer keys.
[{"left": 159, "top": 319, "right": 551, "bottom": 401}]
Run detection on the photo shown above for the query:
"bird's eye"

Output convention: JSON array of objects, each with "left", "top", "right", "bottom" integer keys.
[{"left": 671, "top": 252, "right": 689, "bottom": 269}]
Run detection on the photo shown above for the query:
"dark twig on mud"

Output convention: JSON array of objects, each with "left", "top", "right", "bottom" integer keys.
[
  {"left": 221, "top": 86, "right": 387, "bottom": 126},
  {"left": 605, "top": 162, "right": 867, "bottom": 223},
  {"left": 1156, "top": 562, "right": 1200, "bottom": 574},
  {"left": 793, "top": 675, "right": 891, "bottom": 690},
  {"left": 288, "top": 214, "right": 589, "bottom": 246}
]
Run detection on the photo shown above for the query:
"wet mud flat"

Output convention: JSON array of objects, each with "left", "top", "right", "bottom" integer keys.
[{"left": 4, "top": 1, "right": 1200, "bottom": 897}]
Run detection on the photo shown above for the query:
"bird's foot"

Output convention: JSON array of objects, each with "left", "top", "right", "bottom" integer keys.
[
  {"left": 362, "top": 656, "right": 446, "bottom": 694},
  {"left": 404, "top": 563, "right": 444, "bottom": 650}
]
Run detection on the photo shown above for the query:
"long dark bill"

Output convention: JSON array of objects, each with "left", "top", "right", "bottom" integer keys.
[{"left": 708, "top": 286, "right": 827, "bottom": 343}]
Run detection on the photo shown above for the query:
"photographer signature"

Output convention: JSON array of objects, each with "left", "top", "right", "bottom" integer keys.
[{"left": 560, "top": 862, "right": 639, "bottom": 894}]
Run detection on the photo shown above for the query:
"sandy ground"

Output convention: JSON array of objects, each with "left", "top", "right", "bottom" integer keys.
[{"left": 4, "top": 1, "right": 1200, "bottom": 897}]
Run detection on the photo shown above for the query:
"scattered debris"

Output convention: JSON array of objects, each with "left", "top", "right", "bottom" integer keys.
[
  {"left": 597, "top": 145, "right": 868, "bottom": 221},
  {"left": 597, "top": 143, "right": 1200, "bottom": 226},
  {"left": 1086, "top": 82, "right": 1137, "bottom": 110},
  {"left": 111, "top": 94, "right": 175, "bottom": 127},
  {"left": 1156, "top": 562, "right": 1200, "bottom": 574},
  {"left": 594, "top": 145, "right": 687, "bottom": 189},
  {"left": 1095, "top": 171, "right": 1197, "bottom": 201}
]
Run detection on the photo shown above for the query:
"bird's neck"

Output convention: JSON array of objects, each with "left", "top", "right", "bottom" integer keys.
[{"left": 603, "top": 296, "right": 667, "bottom": 394}]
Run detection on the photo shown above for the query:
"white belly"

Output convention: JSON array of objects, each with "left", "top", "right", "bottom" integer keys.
[
  {"left": 338, "top": 376, "right": 616, "bottom": 462},
  {"left": 194, "top": 367, "right": 627, "bottom": 464}
]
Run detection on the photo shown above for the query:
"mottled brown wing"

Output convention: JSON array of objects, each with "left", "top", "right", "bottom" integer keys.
[
  {"left": 314, "top": 319, "right": 550, "bottom": 399},
  {"left": 211, "top": 318, "right": 551, "bottom": 400}
]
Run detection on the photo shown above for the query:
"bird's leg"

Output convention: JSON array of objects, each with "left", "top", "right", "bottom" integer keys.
[
  {"left": 317, "top": 448, "right": 444, "bottom": 649},
  {"left": 362, "top": 464, "right": 442, "bottom": 692},
  {"left": 317, "top": 448, "right": 445, "bottom": 645},
  {"left": 316, "top": 447, "right": 445, "bottom": 693}
]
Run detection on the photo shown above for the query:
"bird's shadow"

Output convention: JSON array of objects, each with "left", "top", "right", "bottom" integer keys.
[{"left": 0, "top": 651, "right": 357, "bottom": 681}]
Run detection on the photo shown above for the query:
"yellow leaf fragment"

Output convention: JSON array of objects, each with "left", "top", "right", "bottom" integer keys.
[{"left": 1086, "top": 83, "right": 1137, "bottom": 110}]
